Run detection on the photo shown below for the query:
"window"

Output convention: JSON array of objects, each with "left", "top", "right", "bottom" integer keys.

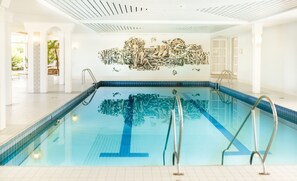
[
  {"left": 211, "top": 37, "right": 238, "bottom": 77},
  {"left": 231, "top": 37, "right": 238, "bottom": 76},
  {"left": 211, "top": 38, "right": 227, "bottom": 74}
]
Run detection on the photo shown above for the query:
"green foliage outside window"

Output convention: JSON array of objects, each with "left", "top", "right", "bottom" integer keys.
[
  {"left": 11, "top": 45, "right": 25, "bottom": 70},
  {"left": 48, "top": 40, "right": 60, "bottom": 69}
]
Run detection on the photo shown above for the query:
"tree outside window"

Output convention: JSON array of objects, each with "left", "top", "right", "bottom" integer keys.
[{"left": 48, "top": 40, "right": 60, "bottom": 75}]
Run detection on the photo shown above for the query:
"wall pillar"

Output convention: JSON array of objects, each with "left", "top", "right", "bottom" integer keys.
[
  {"left": 64, "top": 32, "right": 72, "bottom": 93},
  {"left": 0, "top": 7, "right": 7, "bottom": 129},
  {"left": 0, "top": 7, "right": 12, "bottom": 129},
  {"left": 252, "top": 23, "right": 263, "bottom": 93},
  {"left": 5, "top": 20, "right": 12, "bottom": 106},
  {"left": 40, "top": 31, "right": 48, "bottom": 93},
  {"left": 27, "top": 31, "right": 35, "bottom": 92},
  {"left": 59, "top": 33, "right": 65, "bottom": 85}
]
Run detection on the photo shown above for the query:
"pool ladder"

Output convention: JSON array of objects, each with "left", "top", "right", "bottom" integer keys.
[
  {"left": 216, "top": 70, "right": 234, "bottom": 89},
  {"left": 82, "top": 68, "right": 97, "bottom": 84},
  {"left": 163, "top": 96, "right": 184, "bottom": 175},
  {"left": 213, "top": 89, "right": 232, "bottom": 104},
  {"left": 221, "top": 95, "right": 278, "bottom": 175},
  {"left": 82, "top": 89, "right": 97, "bottom": 106}
]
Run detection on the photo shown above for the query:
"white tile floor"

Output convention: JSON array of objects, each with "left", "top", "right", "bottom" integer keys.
[
  {"left": 219, "top": 81, "right": 297, "bottom": 112},
  {"left": 1, "top": 165, "right": 297, "bottom": 181},
  {"left": 0, "top": 78, "right": 91, "bottom": 146},
  {"left": 0, "top": 77, "right": 297, "bottom": 180}
]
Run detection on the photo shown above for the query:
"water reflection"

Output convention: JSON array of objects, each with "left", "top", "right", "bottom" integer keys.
[{"left": 98, "top": 93, "right": 209, "bottom": 126}]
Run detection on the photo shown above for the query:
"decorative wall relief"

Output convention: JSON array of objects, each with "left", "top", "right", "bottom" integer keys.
[
  {"left": 98, "top": 37, "right": 209, "bottom": 71},
  {"left": 112, "top": 67, "right": 121, "bottom": 72},
  {"left": 192, "top": 68, "right": 200, "bottom": 71},
  {"left": 172, "top": 70, "right": 177, "bottom": 76}
]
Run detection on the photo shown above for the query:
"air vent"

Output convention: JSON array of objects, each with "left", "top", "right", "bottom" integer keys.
[
  {"left": 85, "top": 23, "right": 142, "bottom": 32},
  {"left": 197, "top": 0, "right": 297, "bottom": 21},
  {"left": 45, "top": 0, "right": 148, "bottom": 20}
]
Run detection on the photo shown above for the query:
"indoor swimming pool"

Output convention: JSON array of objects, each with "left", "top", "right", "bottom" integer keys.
[{"left": 1, "top": 84, "right": 297, "bottom": 166}]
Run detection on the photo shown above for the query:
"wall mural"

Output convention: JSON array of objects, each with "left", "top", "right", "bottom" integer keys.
[{"left": 98, "top": 37, "right": 209, "bottom": 71}]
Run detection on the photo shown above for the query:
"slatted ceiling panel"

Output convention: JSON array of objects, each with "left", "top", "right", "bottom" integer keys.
[
  {"left": 118, "top": 4, "right": 123, "bottom": 14},
  {"left": 124, "top": 5, "right": 128, "bottom": 13},
  {"left": 113, "top": 25, "right": 119, "bottom": 31},
  {"left": 67, "top": 1, "right": 82, "bottom": 18},
  {"left": 82, "top": 0, "right": 102, "bottom": 17},
  {"left": 109, "top": 25, "right": 114, "bottom": 31},
  {"left": 106, "top": 2, "right": 113, "bottom": 15},
  {"left": 84, "top": 23, "right": 141, "bottom": 32},
  {"left": 197, "top": 0, "right": 297, "bottom": 21},
  {"left": 76, "top": 0, "right": 91, "bottom": 17},
  {"left": 41, "top": 0, "right": 297, "bottom": 33},
  {"left": 51, "top": 0, "right": 88, "bottom": 20},
  {"left": 113, "top": 3, "right": 119, "bottom": 14},
  {"left": 89, "top": 24, "right": 102, "bottom": 31},
  {"left": 49, "top": 0, "right": 81, "bottom": 20},
  {"left": 45, "top": 0, "right": 147, "bottom": 20},
  {"left": 176, "top": 25, "right": 233, "bottom": 32},
  {"left": 96, "top": 2, "right": 106, "bottom": 16},
  {"left": 99, "top": 1, "right": 109, "bottom": 16}
]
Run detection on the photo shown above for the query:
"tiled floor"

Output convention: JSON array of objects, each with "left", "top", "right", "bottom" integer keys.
[
  {"left": 0, "top": 77, "right": 297, "bottom": 180},
  {"left": 0, "top": 78, "right": 91, "bottom": 146},
  {"left": 219, "top": 81, "right": 297, "bottom": 112},
  {"left": 1, "top": 165, "right": 297, "bottom": 181}
]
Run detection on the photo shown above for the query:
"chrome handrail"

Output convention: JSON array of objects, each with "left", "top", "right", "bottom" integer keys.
[
  {"left": 162, "top": 95, "right": 184, "bottom": 175},
  {"left": 162, "top": 107, "right": 174, "bottom": 165},
  {"left": 221, "top": 95, "right": 278, "bottom": 175},
  {"left": 82, "top": 89, "right": 97, "bottom": 106},
  {"left": 213, "top": 89, "right": 232, "bottom": 104},
  {"left": 82, "top": 68, "right": 97, "bottom": 84},
  {"left": 172, "top": 96, "right": 184, "bottom": 175},
  {"left": 216, "top": 70, "right": 234, "bottom": 86}
]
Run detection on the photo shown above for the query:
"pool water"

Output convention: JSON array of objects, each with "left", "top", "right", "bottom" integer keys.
[{"left": 5, "top": 87, "right": 297, "bottom": 166}]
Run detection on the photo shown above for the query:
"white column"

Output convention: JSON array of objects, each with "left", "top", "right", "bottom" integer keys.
[
  {"left": 64, "top": 32, "right": 72, "bottom": 93},
  {"left": 27, "top": 31, "right": 35, "bottom": 93},
  {"left": 5, "top": 24, "right": 12, "bottom": 105},
  {"left": 252, "top": 23, "right": 263, "bottom": 94},
  {"left": 40, "top": 31, "right": 48, "bottom": 93},
  {"left": 59, "top": 33, "right": 65, "bottom": 85},
  {"left": 0, "top": 7, "right": 7, "bottom": 129}
]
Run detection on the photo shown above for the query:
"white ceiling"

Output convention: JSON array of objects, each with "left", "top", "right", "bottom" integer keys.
[{"left": 7, "top": 0, "right": 297, "bottom": 33}]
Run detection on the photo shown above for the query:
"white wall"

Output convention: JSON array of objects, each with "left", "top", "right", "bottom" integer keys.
[
  {"left": 213, "top": 21, "right": 297, "bottom": 95},
  {"left": 71, "top": 33, "right": 211, "bottom": 81},
  {"left": 237, "top": 32, "right": 252, "bottom": 83},
  {"left": 261, "top": 22, "right": 297, "bottom": 94}
]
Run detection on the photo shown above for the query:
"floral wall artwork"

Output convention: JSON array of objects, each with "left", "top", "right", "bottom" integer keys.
[{"left": 98, "top": 37, "right": 209, "bottom": 71}]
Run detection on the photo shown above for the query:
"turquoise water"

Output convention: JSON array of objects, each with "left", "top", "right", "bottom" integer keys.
[{"left": 6, "top": 87, "right": 297, "bottom": 166}]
